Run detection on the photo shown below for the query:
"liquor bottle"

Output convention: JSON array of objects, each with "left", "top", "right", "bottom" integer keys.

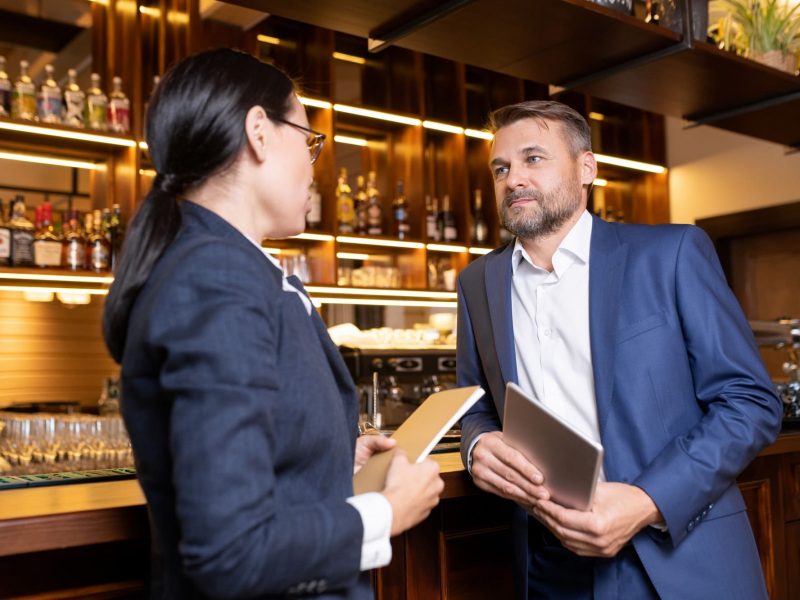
[
  {"left": 33, "top": 202, "right": 62, "bottom": 267},
  {"left": 336, "top": 168, "right": 355, "bottom": 234},
  {"left": 354, "top": 175, "right": 369, "bottom": 235},
  {"left": 108, "top": 76, "right": 130, "bottom": 134},
  {"left": 8, "top": 196, "right": 35, "bottom": 267},
  {"left": 425, "top": 195, "right": 440, "bottom": 242},
  {"left": 62, "top": 210, "right": 85, "bottom": 271},
  {"left": 470, "top": 189, "right": 489, "bottom": 245},
  {"left": 85, "top": 73, "right": 108, "bottom": 131},
  {"left": 108, "top": 203, "right": 124, "bottom": 271},
  {"left": 440, "top": 194, "right": 458, "bottom": 242},
  {"left": 62, "top": 68, "right": 85, "bottom": 128},
  {"left": 86, "top": 210, "right": 111, "bottom": 272},
  {"left": 306, "top": 180, "right": 322, "bottom": 229},
  {"left": 392, "top": 179, "right": 410, "bottom": 240},
  {"left": 366, "top": 171, "right": 383, "bottom": 236},
  {"left": 0, "top": 199, "right": 12, "bottom": 266},
  {"left": 37, "top": 64, "right": 62, "bottom": 124},
  {"left": 11, "top": 60, "right": 36, "bottom": 120},
  {"left": 0, "top": 56, "right": 11, "bottom": 118}
]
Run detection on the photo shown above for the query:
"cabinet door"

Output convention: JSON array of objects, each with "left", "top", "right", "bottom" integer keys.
[{"left": 738, "top": 455, "right": 786, "bottom": 600}]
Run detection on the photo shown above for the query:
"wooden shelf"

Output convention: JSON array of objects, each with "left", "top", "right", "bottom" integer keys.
[
  {"left": 0, "top": 117, "right": 137, "bottom": 158},
  {"left": 244, "top": 0, "right": 800, "bottom": 147}
]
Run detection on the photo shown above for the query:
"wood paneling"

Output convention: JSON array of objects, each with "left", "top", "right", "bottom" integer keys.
[{"left": 0, "top": 291, "right": 116, "bottom": 408}]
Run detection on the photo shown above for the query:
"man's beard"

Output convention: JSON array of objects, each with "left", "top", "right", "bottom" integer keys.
[{"left": 499, "top": 179, "right": 582, "bottom": 241}]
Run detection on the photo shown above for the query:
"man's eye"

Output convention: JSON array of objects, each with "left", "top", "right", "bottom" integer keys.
[
  {"left": 526, "top": 155, "right": 541, "bottom": 164},
  {"left": 493, "top": 166, "right": 509, "bottom": 177}
]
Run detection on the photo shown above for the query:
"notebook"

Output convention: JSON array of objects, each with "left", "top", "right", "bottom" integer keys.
[
  {"left": 503, "top": 382, "right": 603, "bottom": 511},
  {"left": 353, "top": 385, "right": 485, "bottom": 494}
]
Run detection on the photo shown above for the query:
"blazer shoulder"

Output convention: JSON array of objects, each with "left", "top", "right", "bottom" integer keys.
[
  {"left": 610, "top": 221, "right": 705, "bottom": 252},
  {"left": 459, "top": 243, "right": 510, "bottom": 287}
]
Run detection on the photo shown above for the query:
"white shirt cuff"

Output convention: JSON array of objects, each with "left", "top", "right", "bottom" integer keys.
[
  {"left": 346, "top": 492, "right": 393, "bottom": 571},
  {"left": 466, "top": 432, "right": 488, "bottom": 475}
]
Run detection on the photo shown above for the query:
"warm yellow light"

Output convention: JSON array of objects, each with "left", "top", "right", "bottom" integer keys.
[
  {"left": 0, "top": 272, "right": 113, "bottom": 284},
  {"left": 298, "top": 97, "right": 333, "bottom": 110},
  {"left": 469, "top": 247, "right": 493, "bottom": 255},
  {"left": 0, "top": 150, "right": 105, "bottom": 171},
  {"left": 56, "top": 292, "right": 92, "bottom": 305},
  {"left": 313, "top": 297, "right": 457, "bottom": 308},
  {"left": 139, "top": 168, "right": 157, "bottom": 177},
  {"left": 257, "top": 34, "right": 281, "bottom": 45},
  {"left": 423, "top": 121, "right": 464, "bottom": 135},
  {"left": 0, "top": 120, "right": 136, "bottom": 147},
  {"left": 332, "top": 52, "right": 366, "bottom": 65},
  {"left": 139, "top": 141, "right": 148, "bottom": 150},
  {"left": 465, "top": 129, "right": 493, "bottom": 140},
  {"left": 595, "top": 154, "right": 666, "bottom": 174},
  {"left": 167, "top": 10, "right": 189, "bottom": 24},
  {"left": 333, "top": 104, "right": 422, "bottom": 127},
  {"left": 593, "top": 178, "right": 608, "bottom": 187},
  {"left": 291, "top": 232, "right": 335, "bottom": 242},
  {"left": 305, "top": 285, "right": 456, "bottom": 300},
  {"left": 588, "top": 112, "right": 606, "bottom": 121},
  {"left": 261, "top": 247, "right": 281, "bottom": 255},
  {"left": 87, "top": 0, "right": 109, "bottom": 5},
  {"left": 1, "top": 285, "right": 108, "bottom": 296},
  {"left": 336, "top": 236, "right": 425, "bottom": 249},
  {"left": 334, "top": 134, "right": 368, "bottom": 147},
  {"left": 337, "top": 252, "right": 370, "bottom": 260},
  {"left": 426, "top": 243, "right": 468, "bottom": 253},
  {"left": 23, "top": 290, "right": 54, "bottom": 302},
  {"left": 139, "top": 6, "right": 160, "bottom": 17}
]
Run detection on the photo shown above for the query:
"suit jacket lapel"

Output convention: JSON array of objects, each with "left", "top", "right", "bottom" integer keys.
[
  {"left": 589, "top": 217, "right": 628, "bottom": 442},
  {"left": 485, "top": 243, "right": 518, "bottom": 386}
]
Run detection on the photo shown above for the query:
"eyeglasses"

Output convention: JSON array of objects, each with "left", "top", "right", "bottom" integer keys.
[{"left": 272, "top": 117, "right": 326, "bottom": 164}]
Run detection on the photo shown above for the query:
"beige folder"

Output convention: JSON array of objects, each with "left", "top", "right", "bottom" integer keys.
[{"left": 353, "top": 385, "right": 485, "bottom": 495}]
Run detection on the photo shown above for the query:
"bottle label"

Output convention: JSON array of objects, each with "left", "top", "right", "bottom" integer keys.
[
  {"left": 12, "top": 85, "right": 36, "bottom": 120},
  {"left": 307, "top": 192, "right": 322, "bottom": 225},
  {"left": 427, "top": 216, "right": 439, "bottom": 241},
  {"left": 11, "top": 230, "right": 34, "bottom": 265},
  {"left": 34, "top": 240, "right": 62, "bottom": 267},
  {"left": 37, "top": 89, "right": 62, "bottom": 123},
  {"left": 0, "top": 228, "right": 10, "bottom": 260},
  {"left": 0, "top": 81, "right": 10, "bottom": 117},
  {"left": 444, "top": 226, "right": 458, "bottom": 241},
  {"left": 87, "top": 98, "right": 108, "bottom": 130},
  {"left": 91, "top": 243, "right": 110, "bottom": 271},
  {"left": 63, "top": 90, "right": 85, "bottom": 127},
  {"left": 108, "top": 100, "right": 130, "bottom": 133},
  {"left": 65, "top": 240, "right": 83, "bottom": 269}
]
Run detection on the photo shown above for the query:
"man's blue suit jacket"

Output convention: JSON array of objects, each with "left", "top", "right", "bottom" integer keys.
[
  {"left": 457, "top": 215, "right": 782, "bottom": 600},
  {"left": 120, "top": 201, "right": 370, "bottom": 599}
]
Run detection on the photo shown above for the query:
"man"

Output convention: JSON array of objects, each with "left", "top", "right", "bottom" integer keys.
[{"left": 457, "top": 100, "right": 782, "bottom": 599}]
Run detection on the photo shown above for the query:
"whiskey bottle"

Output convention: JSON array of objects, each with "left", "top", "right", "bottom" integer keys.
[
  {"left": 62, "top": 68, "right": 85, "bottom": 128},
  {"left": 33, "top": 202, "right": 62, "bottom": 267},
  {"left": 85, "top": 73, "right": 108, "bottom": 131},
  {"left": 11, "top": 60, "right": 36, "bottom": 120},
  {"left": 306, "top": 180, "right": 322, "bottom": 229},
  {"left": 0, "top": 199, "right": 10, "bottom": 266},
  {"left": 336, "top": 168, "right": 355, "bottom": 234},
  {"left": 354, "top": 175, "right": 369, "bottom": 235},
  {"left": 86, "top": 210, "right": 111, "bottom": 272},
  {"left": 470, "top": 189, "right": 489, "bottom": 245},
  {"left": 108, "top": 76, "right": 130, "bottom": 134},
  {"left": 366, "top": 171, "right": 383, "bottom": 236},
  {"left": 0, "top": 56, "right": 10, "bottom": 118},
  {"left": 392, "top": 180, "right": 410, "bottom": 240},
  {"left": 62, "top": 210, "right": 85, "bottom": 271},
  {"left": 440, "top": 194, "right": 458, "bottom": 242},
  {"left": 37, "top": 64, "right": 62, "bottom": 124},
  {"left": 425, "top": 195, "right": 440, "bottom": 242},
  {"left": 108, "top": 203, "right": 124, "bottom": 272},
  {"left": 8, "top": 196, "right": 35, "bottom": 267}
]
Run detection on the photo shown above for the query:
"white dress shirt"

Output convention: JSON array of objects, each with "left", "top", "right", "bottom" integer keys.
[{"left": 251, "top": 238, "right": 393, "bottom": 570}]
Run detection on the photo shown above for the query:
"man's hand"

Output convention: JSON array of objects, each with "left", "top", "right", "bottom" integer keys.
[
  {"left": 470, "top": 431, "right": 548, "bottom": 508},
  {"left": 531, "top": 481, "right": 662, "bottom": 558},
  {"left": 354, "top": 434, "right": 396, "bottom": 474}
]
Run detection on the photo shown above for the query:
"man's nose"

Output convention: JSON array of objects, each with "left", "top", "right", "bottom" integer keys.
[{"left": 505, "top": 163, "right": 529, "bottom": 191}]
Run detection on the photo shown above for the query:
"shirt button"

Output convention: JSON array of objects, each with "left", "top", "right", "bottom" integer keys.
[{"left": 543, "top": 328, "right": 552, "bottom": 337}]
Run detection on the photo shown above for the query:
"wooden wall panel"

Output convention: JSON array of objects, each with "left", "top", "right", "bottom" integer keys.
[{"left": 0, "top": 291, "right": 116, "bottom": 409}]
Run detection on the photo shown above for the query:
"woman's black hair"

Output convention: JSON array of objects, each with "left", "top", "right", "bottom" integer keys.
[{"left": 103, "top": 48, "right": 296, "bottom": 363}]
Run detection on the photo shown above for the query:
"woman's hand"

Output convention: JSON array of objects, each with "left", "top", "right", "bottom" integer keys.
[
  {"left": 354, "top": 434, "right": 396, "bottom": 474},
  {"left": 381, "top": 450, "right": 444, "bottom": 536}
]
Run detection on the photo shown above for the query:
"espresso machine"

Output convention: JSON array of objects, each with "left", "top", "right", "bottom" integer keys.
[
  {"left": 750, "top": 318, "right": 800, "bottom": 424},
  {"left": 338, "top": 344, "right": 458, "bottom": 437}
]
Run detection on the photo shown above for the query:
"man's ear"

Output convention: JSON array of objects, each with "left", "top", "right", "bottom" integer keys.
[
  {"left": 581, "top": 151, "right": 598, "bottom": 186},
  {"left": 244, "top": 105, "right": 269, "bottom": 162}
]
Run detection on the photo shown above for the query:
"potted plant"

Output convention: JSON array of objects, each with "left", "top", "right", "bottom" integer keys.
[{"left": 709, "top": 0, "right": 800, "bottom": 73}]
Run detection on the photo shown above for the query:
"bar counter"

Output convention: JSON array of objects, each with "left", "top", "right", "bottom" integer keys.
[{"left": 1, "top": 431, "right": 798, "bottom": 599}]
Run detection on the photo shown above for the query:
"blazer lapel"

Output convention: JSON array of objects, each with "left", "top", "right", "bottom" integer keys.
[
  {"left": 485, "top": 243, "right": 518, "bottom": 386},
  {"left": 589, "top": 217, "right": 628, "bottom": 442}
]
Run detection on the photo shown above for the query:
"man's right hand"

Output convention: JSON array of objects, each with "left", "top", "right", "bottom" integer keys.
[
  {"left": 470, "top": 431, "right": 548, "bottom": 509},
  {"left": 382, "top": 449, "right": 444, "bottom": 536}
]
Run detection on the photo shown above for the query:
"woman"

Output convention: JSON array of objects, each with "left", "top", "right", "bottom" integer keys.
[{"left": 103, "top": 48, "right": 443, "bottom": 599}]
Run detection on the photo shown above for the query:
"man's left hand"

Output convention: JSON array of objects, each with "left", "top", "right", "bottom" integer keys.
[
  {"left": 354, "top": 434, "right": 396, "bottom": 474},
  {"left": 531, "top": 482, "right": 662, "bottom": 558}
]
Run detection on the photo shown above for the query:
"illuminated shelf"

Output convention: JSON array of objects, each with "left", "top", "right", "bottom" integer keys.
[
  {"left": 0, "top": 268, "right": 113, "bottom": 296},
  {"left": 0, "top": 118, "right": 137, "bottom": 156}
]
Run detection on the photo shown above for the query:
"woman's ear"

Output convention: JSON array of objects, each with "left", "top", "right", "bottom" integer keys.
[{"left": 244, "top": 105, "right": 270, "bottom": 162}]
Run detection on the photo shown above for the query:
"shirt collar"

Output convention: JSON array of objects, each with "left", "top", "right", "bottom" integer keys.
[{"left": 511, "top": 210, "right": 593, "bottom": 276}]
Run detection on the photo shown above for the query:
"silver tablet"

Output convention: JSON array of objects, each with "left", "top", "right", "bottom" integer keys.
[{"left": 502, "top": 382, "right": 603, "bottom": 511}]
